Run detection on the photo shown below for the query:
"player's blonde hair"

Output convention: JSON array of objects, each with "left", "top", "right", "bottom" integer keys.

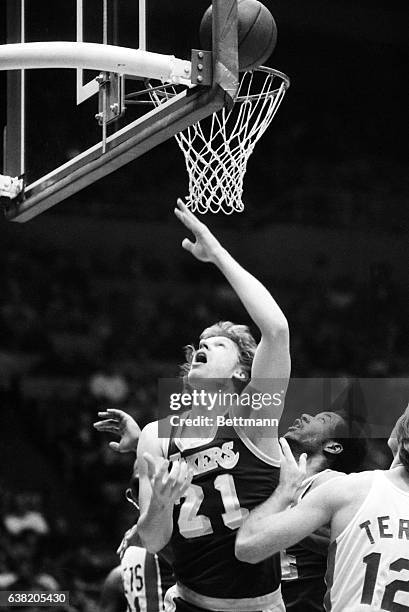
[
  {"left": 181, "top": 321, "right": 257, "bottom": 382},
  {"left": 396, "top": 411, "right": 409, "bottom": 473}
]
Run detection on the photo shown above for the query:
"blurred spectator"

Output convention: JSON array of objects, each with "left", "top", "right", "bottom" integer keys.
[
  {"left": 89, "top": 367, "right": 129, "bottom": 404},
  {"left": 4, "top": 493, "right": 49, "bottom": 537}
]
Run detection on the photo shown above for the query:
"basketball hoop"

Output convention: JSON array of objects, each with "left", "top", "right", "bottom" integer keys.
[{"left": 146, "top": 67, "right": 290, "bottom": 214}]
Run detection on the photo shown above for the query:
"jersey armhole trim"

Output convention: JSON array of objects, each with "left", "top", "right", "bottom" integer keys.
[
  {"left": 332, "top": 471, "right": 380, "bottom": 546},
  {"left": 379, "top": 469, "right": 409, "bottom": 498},
  {"left": 232, "top": 421, "right": 280, "bottom": 467},
  {"left": 299, "top": 470, "right": 344, "bottom": 500}
]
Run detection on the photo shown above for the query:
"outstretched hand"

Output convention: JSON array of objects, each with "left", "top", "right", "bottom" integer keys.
[
  {"left": 93, "top": 408, "right": 141, "bottom": 453},
  {"left": 174, "top": 198, "right": 223, "bottom": 263},
  {"left": 143, "top": 451, "right": 194, "bottom": 507},
  {"left": 278, "top": 437, "right": 307, "bottom": 501}
]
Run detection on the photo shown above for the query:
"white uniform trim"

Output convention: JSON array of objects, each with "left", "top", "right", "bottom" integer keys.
[{"left": 172, "top": 582, "right": 284, "bottom": 612}]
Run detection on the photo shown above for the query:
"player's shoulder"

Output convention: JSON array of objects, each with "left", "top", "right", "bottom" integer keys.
[
  {"left": 140, "top": 419, "right": 158, "bottom": 437},
  {"left": 140, "top": 414, "right": 174, "bottom": 436},
  {"left": 138, "top": 417, "right": 172, "bottom": 457},
  {"left": 310, "top": 470, "right": 374, "bottom": 505},
  {"left": 138, "top": 420, "right": 159, "bottom": 449},
  {"left": 104, "top": 565, "right": 123, "bottom": 588},
  {"left": 309, "top": 469, "right": 346, "bottom": 490},
  {"left": 100, "top": 565, "right": 125, "bottom": 607},
  {"left": 330, "top": 470, "right": 376, "bottom": 501},
  {"left": 343, "top": 470, "right": 376, "bottom": 484}
]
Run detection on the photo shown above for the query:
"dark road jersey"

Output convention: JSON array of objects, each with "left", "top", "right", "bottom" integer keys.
[{"left": 167, "top": 420, "right": 281, "bottom": 606}]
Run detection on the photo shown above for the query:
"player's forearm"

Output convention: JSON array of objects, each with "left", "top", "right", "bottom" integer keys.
[
  {"left": 137, "top": 499, "right": 174, "bottom": 553},
  {"left": 212, "top": 247, "right": 288, "bottom": 337},
  {"left": 235, "top": 484, "right": 295, "bottom": 563}
]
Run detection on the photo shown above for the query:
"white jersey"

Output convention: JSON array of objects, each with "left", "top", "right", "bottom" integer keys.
[
  {"left": 324, "top": 470, "right": 409, "bottom": 612},
  {"left": 121, "top": 545, "right": 169, "bottom": 612}
]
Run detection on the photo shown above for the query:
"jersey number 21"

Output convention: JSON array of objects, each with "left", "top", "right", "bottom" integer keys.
[{"left": 178, "top": 474, "right": 249, "bottom": 538}]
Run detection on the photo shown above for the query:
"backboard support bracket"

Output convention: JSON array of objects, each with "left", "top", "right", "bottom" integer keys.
[
  {"left": 190, "top": 50, "right": 212, "bottom": 87},
  {"left": 95, "top": 72, "right": 125, "bottom": 126},
  {"left": 3, "top": 0, "right": 239, "bottom": 222}
]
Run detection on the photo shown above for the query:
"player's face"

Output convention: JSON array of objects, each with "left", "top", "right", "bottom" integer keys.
[
  {"left": 284, "top": 412, "right": 345, "bottom": 452},
  {"left": 187, "top": 336, "right": 243, "bottom": 382}
]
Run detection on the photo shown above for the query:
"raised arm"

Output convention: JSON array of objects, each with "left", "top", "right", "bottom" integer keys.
[
  {"left": 136, "top": 422, "right": 193, "bottom": 553},
  {"left": 174, "top": 199, "right": 290, "bottom": 385},
  {"left": 235, "top": 476, "right": 340, "bottom": 564}
]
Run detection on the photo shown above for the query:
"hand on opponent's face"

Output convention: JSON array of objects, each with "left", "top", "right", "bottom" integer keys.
[{"left": 278, "top": 437, "right": 307, "bottom": 502}]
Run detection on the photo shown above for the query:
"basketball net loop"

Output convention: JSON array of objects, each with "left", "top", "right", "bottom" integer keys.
[{"left": 148, "top": 67, "right": 289, "bottom": 214}]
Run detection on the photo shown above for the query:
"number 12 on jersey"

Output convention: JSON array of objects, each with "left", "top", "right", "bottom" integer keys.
[
  {"left": 178, "top": 474, "right": 249, "bottom": 538},
  {"left": 362, "top": 553, "right": 409, "bottom": 610}
]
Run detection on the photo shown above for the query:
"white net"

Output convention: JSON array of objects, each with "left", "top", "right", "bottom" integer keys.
[{"left": 148, "top": 67, "right": 289, "bottom": 214}]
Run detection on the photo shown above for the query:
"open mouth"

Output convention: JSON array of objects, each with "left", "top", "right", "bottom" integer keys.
[{"left": 193, "top": 350, "right": 207, "bottom": 365}]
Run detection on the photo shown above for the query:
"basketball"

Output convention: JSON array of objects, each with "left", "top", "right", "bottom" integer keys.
[{"left": 199, "top": 0, "right": 278, "bottom": 72}]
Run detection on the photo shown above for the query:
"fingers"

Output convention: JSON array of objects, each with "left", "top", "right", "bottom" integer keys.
[
  {"left": 279, "top": 437, "right": 296, "bottom": 462},
  {"left": 179, "top": 467, "right": 194, "bottom": 497},
  {"left": 174, "top": 207, "right": 195, "bottom": 235},
  {"left": 109, "top": 441, "right": 121, "bottom": 452},
  {"left": 143, "top": 453, "right": 169, "bottom": 484},
  {"left": 298, "top": 452, "right": 308, "bottom": 474},
  {"left": 165, "top": 460, "right": 193, "bottom": 501},
  {"left": 95, "top": 409, "right": 129, "bottom": 422},
  {"left": 143, "top": 452, "right": 161, "bottom": 480},
  {"left": 176, "top": 198, "right": 192, "bottom": 216},
  {"left": 166, "top": 458, "right": 181, "bottom": 485},
  {"left": 175, "top": 459, "right": 188, "bottom": 489},
  {"left": 181, "top": 238, "right": 195, "bottom": 253},
  {"left": 102, "top": 408, "right": 128, "bottom": 419},
  {"left": 176, "top": 197, "right": 187, "bottom": 209},
  {"left": 176, "top": 199, "right": 199, "bottom": 224},
  {"left": 94, "top": 410, "right": 121, "bottom": 429},
  {"left": 145, "top": 453, "right": 193, "bottom": 501},
  {"left": 174, "top": 199, "right": 204, "bottom": 234},
  {"left": 164, "top": 459, "right": 186, "bottom": 491},
  {"left": 93, "top": 421, "right": 120, "bottom": 432}
]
